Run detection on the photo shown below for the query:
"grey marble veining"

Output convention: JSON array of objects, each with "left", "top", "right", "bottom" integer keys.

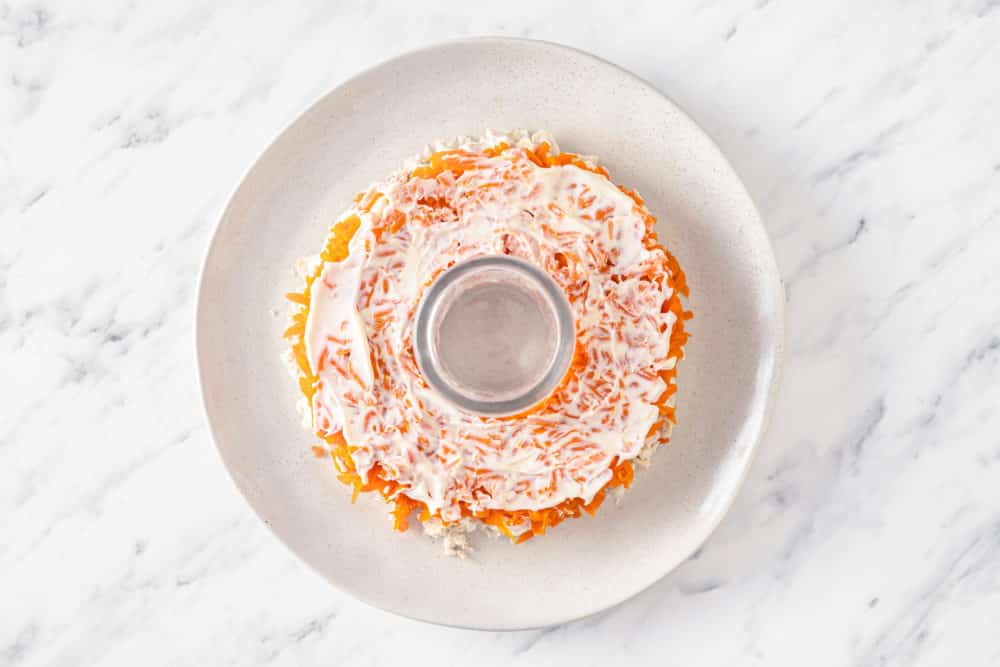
[{"left": 2, "top": 1, "right": 999, "bottom": 665}]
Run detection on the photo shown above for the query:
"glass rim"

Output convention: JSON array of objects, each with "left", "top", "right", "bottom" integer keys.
[{"left": 413, "top": 255, "right": 576, "bottom": 417}]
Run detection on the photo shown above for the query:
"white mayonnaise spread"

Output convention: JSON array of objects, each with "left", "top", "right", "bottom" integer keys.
[{"left": 301, "top": 130, "right": 685, "bottom": 526}]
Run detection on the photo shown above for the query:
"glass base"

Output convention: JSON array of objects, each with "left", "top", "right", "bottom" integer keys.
[{"left": 413, "top": 256, "right": 575, "bottom": 417}]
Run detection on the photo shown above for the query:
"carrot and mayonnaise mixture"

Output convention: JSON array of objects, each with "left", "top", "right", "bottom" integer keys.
[{"left": 284, "top": 131, "right": 690, "bottom": 546}]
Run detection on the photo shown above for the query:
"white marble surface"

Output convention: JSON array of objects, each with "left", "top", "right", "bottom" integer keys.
[{"left": 2, "top": 1, "right": 999, "bottom": 665}]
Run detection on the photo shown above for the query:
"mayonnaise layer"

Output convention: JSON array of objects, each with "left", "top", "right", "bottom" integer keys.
[{"left": 303, "top": 131, "right": 682, "bottom": 522}]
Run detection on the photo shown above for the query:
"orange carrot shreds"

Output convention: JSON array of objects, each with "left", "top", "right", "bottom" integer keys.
[
  {"left": 583, "top": 490, "right": 607, "bottom": 516},
  {"left": 609, "top": 459, "right": 635, "bottom": 489},
  {"left": 535, "top": 141, "right": 551, "bottom": 162},
  {"left": 358, "top": 190, "right": 383, "bottom": 213},
  {"left": 659, "top": 405, "right": 678, "bottom": 424},
  {"left": 392, "top": 495, "right": 417, "bottom": 531},
  {"left": 524, "top": 146, "right": 547, "bottom": 168},
  {"left": 482, "top": 141, "right": 510, "bottom": 157},
  {"left": 283, "top": 132, "right": 691, "bottom": 546},
  {"left": 410, "top": 150, "right": 483, "bottom": 179},
  {"left": 320, "top": 215, "right": 361, "bottom": 262},
  {"left": 386, "top": 209, "right": 407, "bottom": 234},
  {"left": 529, "top": 509, "right": 551, "bottom": 536}
]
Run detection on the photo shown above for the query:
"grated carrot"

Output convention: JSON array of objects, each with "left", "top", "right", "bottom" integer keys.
[{"left": 283, "top": 136, "right": 691, "bottom": 545}]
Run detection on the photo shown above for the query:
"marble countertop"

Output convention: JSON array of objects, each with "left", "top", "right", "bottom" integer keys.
[{"left": 3, "top": 2, "right": 999, "bottom": 665}]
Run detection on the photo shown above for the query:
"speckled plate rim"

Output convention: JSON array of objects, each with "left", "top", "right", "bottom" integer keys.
[{"left": 195, "top": 37, "right": 785, "bottom": 630}]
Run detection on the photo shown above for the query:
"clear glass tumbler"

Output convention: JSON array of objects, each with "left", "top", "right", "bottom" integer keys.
[{"left": 413, "top": 256, "right": 575, "bottom": 417}]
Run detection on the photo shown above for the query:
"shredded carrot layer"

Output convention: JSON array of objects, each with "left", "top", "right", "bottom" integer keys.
[{"left": 285, "top": 140, "right": 691, "bottom": 543}]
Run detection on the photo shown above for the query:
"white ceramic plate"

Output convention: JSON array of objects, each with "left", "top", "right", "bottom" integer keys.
[{"left": 197, "top": 38, "right": 783, "bottom": 630}]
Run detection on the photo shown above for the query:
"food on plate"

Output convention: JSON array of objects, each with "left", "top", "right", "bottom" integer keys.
[{"left": 283, "top": 130, "right": 690, "bottom": 555}]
